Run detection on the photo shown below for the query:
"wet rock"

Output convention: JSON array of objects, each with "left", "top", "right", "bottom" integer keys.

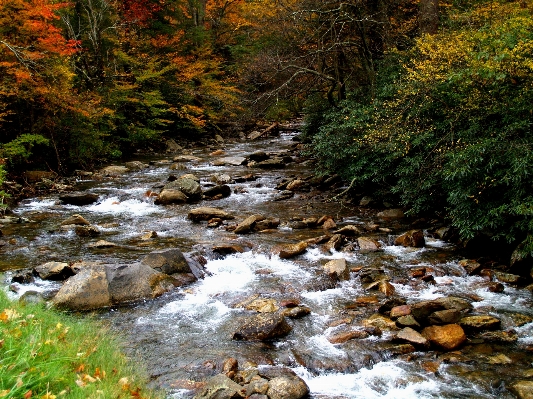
[
  {"left": 509, "top": 380, "right": 533, "bottom": 399},
  {"left": 390, "top": 305, "right": 411, "bottom": 319},
  {"left": 363, "top": 314, "right": 398, "bottom": 331},
  {"left": 273, "top": 191, "right": 294, "bottom": 201},
  {"left": 213, "top": 244, "right": 245, "bottom": 255},
  {"left": 194, "top": 374, "right": 245, "bottom": 399},
  {"left": 255, "top": 218, "right": 280, "bottom": 231},
  {"left": 212, "top": 173, "right": 233, "bottom": 185},
  {"left": 511, "top": 313, "right": 533, "bottom": 327},
  {"left": 222, "top": 358, "right": 239, "bottom": 379},
  {"left": 328, "top": 330, "right": 370, "bottom": 344},
  {"left": 59, "top": 193, "right": 99, "bottom": 206},
  {"left": 183, "top": 253, "right": 209, "bottom": 279},
  {"left": 323, "top": 258, "right": 349, "bottom": 281},
  {"left": 459, "top": 315, "right": 501, "bottom": 331},
  {"left": 273, "top": 241, "right": 308, "bottom": 259},
  {"left": 87, "top": 240, "right": 117, "bottom": 248},
  {"left": 395, "top": 327, "right": 428, "bottom": 347},
  {"left": 164, "top": 177, "right": 202, "bottom": 201},
  {"left": 396, "top": 315, "right": 421, "bottom": 329},
  {"left": 165, "top": 139, "right": 182, "bottom": 153},
  {"left": 410, "top": 300, "right": 446, "bottom": 321},
  {"left": 125, "top": 161, "right": 148, "bottom": 171},
  {"left": 333, "top": 225, "right": 362, "bottom": 236},
  {"left": 233, "top": 313, "right": 292, "bottom": 341},
  {"left": 421, "top": 324, "right": 466, "bottom": 351},
  {"left": 52, "top": 265, "right": 111, "bottom": 310},
  {"left": 188, "top": 207, "right": 235, "bottom": 222},
  {"left": 140, "top": 231, "right": 158, "bottom": 240},
  {"left": 250, "top": 158, "right": 285, "bottom": 169},
  {"left": 458, "top": 259, "right": 482, "bottom": 276},
  {"left": 377, "top": 209, "right": 405, "bottom": 219},
  {"left": 60, "top": 214, "right": 90, "bottom": 226},
  {"left": 155, "top": 189, "right": 188, "bottom": 205},
  {"left": 204, "top": 185, "right": 232, "bottom": 199},
  {"left": 433, "top": 296, "right": 473, "bottom": 312},
  {"left": 173, "top": 155, "right": 202, "bottom": 162},
  {"left": 140, "top": 248, "right": 191, "bottom": 275},
  {"left": 324, "top": 234, "right": 343, "bottom": 252},
  {"left": 487, "top": 282, "right": 505, "bottom": 293},
  {"left": 394, "top": 230, "right": 425, "bottom": 248},
  {"left": 357, "top": 237, "right": 381, "bottom": 253},
  {"left": 378, "top": 298, "right": 407, "bottom": 314},
  {"left": 234, "top": 215, "right": 265, "bottom": 234},
  {"left": 213, "top": 156, "right": 246, "bottom": 166},
  {"left": 282, "top": 306, "right": 311, "bottom": 319},
  {"left": 322, "top": 218, "right": 337, "bottom": 230},
  {"left": 267, "top": 375, "right": 309, "bottom": 399},
  {"left": 494, "top": 271, "right": 523, "bottom": 285},
  {"left": 428, "top": 309, "right": 462, "bottom": 325},
  {"left": 244, "top": 298, "right": 279, "bottom": 313},
  {"left": 11, "top": 269, "right": 35, "bottom": 284},
  {"left": 478, "top": 330, "right": 518, "bottom": 343},
  {"left": 106, "top": 263, "right": 177, "bottom": 304},
  {"left": 387, "top": 344, "right": 416, "bottom": 356},
  {"left": 286, "top": 179, "right": 306, "bottom": 191},
  {"left": 378, "top": 281, "right": 396, "bottom": 296},
  {"left": 75, "top": 225, "right": 101, "bottom": 237},
  {"left": 19, "top": 290, "right": 46, "bottom": 305},
  {"left": 101, "top": 165, "right": 129, "bottom": 176},
  {"left": 34, "top": 261, "right": 74, "bottom": 281}
]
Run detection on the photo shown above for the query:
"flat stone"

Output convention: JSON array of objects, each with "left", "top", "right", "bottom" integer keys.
[
  {"left": 390, "top": 305, "right": 411, "bottom": 319},
  {"left": 188, "top": 207, "right": 234, "bottom": 222},
  {"left": 396, "top": 327, "right": 428, "bottom": 346},
  {"left": 274, "top": 241, "right": 308, "bottom": 259},
  {"left": 459, "top": 315, "right": 501, "bottom": 331},
  {"left": 61, "top": 214, "right": 90, "bottom": 226},
  {"left": 328, "top": 330, "right": 370, "bottom": 344},
  {"left": 358, "top": 237, "right": 381, "bottom": 252}
]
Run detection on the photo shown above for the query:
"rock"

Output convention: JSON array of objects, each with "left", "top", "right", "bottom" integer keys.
[
  {"left": 357, "top": 237, "right": 381, "bottom": 253},
  {"left": 245, "top": 380, "right": 269, "bottom": 397},
  {"left": 233, "top": 313, "right": 292, "bottom": 341},
  {"left": 328, "top": 330, "right": 370, "bottom": 344},
  {"left": 333, "top": 225, "right": 362, "bottom": 236},
  {"left": 274, "top": 241, "right": 308, "bottom": 259},
  {"left": 479, "top": 330, "right": 518, "bottom": 343},
  {"left": 204, "top": 185, "right": 232, "bottom": 199},
  {"left": 101, "top": 165, "right": 129, "bottom": 176},
  {"left": 458, "top": 259, "right": 482, "bottom": 276},
  {"left": 59, "top": 193, "right": 99, "bottom": 206},
  {"left": 106, "top": 263, "right": 177, "bottom": 304},
  {"left": 23, "top": 170, "right": 57, "bottom": 183},
  {"left": 428, "top": 309, "right": 462, "bottom": 325},
  {"left": 87, "top": 240, "right": 117, "bottom": 249},
  {"left": 286, "top": 179, "right": 306, "bottom": 191},
  {"left": 52, "top": 265, "right": 111, "bottom": 310},
  {"left": 194, "top": 374, "right": 245, "bottom": 399},
  {"left": 324, "top": 234, "right": 343, "bottom": 252},
  {"left": 396, "top": 315, "right": 421, "bottom": 329},
  {"left": 60, "top": 214, "right": 90, "bottom": 226},
  {"left": 394, "top": 230, "right": 425, "bottom": 247},
  {"left": 248, "top": 151, "right": 270, "bottom": 162},
  {"left": 390, "top": 305, "right": 411, "bottom": 319},
  {"left": 173, "top": 155, "right": 202, "bottom": 162},
  {"left": 125, "top": 161, "right": 148, "bottom": 171},
  {"left": 323, "top": 258, "right": 350, "bottom": 281},
  {"left": 244, "top": 298, "right": 279, "bottom": 313},
  {"left": 188, "top": 207, "right": 235, "bottom": 222},
  {"left": 140, "top": 248, "right": 191, "bottom": 275},
  {"left": 433, "top": 296, "right": 473, "bottom": 312},
  {"left": 494, "top": 271, "right": 523, "bottom": 285},
  {"left": 395, "top": 327, "right": 428, "bottom": 346},
  {"left": 75, "top": 225, "right": 101, "bottom": 237},
  {"left": 362, "top": 314, "right": 398, "bottom": 331},
  {"left": 34, "top": 261, "right": 74, "bottom": 281},
  {"left": 234, "top": 215, "right": 265, "bottom": 234},
  {"left": 255, "top": 218, "right": 280, "bottom": 231},
  {"left": 165, "top": 139, "right": 182, "bottom": 153},
  {"left": 267, "top": 376, "right": 309, "bottom": 399},
  {"left": 250, "top": 158, "right": 286, "bottom": 169},
  {"left": 359, "top": 196, "right": 373, "bottom": 206},
  {"left": 164, "top": 177, "right": 202, "bottom": 201},
  {"left": 509, "top": 381, "right": 533, "bottom": 399},
  {"left": 212, "top": 173, "right": 233, "bottom": 184},
  {"left": 213, "top": 156, "right": 246, "bottom": 166},
  {"left": 282, "top": 306, "right": 311, "bottom": 319},
  {"left": 213, "top": 244, "right": 245, "bottom": 255},
  {"left": 379, "top": 281, "right": 396, "bottom": 296},
  {"left": 155, "top": 189, "right": 189, "bottom": 205},
  {"left": 410, "top": 300, "right": 445, "bottom": 321},
  {"left": 273, "top": 191, "right": 294, "bottom": 201},
  {"left": 322, "top": 218, "right": 337, "bottom": 230},
  {"left": 421, "top": 324, "right": 466, "bottom": 351},
  {"left": 222, "top": 358, "right": 239, "bottom": 379},
  {"left": 377, "top": 209, "right": 405, "bottom": 219},
  {"left": 459, "top": 315, "right": 501, "bottom": 331}
]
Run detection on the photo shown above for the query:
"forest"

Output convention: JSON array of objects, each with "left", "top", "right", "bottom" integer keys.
[{"left": 1, "top": 0, "right": 533, "bottom": 257}]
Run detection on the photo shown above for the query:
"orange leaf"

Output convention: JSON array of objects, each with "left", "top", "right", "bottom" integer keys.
[
  {"left": 24, "top": 390, "right": 32, "bottom": 398},
  {"left": 75, "top": 364, "right": 85, "bottom": 373}
]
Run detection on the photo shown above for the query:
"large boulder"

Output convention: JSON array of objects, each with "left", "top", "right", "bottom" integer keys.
[
  {"left": 323, "top": 258, "right": 350, "bottom": 281},
  {"left": 421, "top": 324, "right": 466, "bottom": 351},
  {"left": 140, "top": 248, "right": 191, "bottom": 275},
  {"left": 194, "top": 374, "right": 245, "bottom": 399},
  {"left": 204, "top": 185, "right": 232, "bottom": 199},
  {"left": 250, "top": 158, "right": 286, "bottom": 169},
  {"left": 357, "top": 237, "right": 381, "bottom": 253},
  {"left": 59, "top": 193, "right": 99, "bottom": 206},
  {"left": 233, "top": 313, "right": 292, "bottom": 341},
  {"left": 188, "top": 207, "right": 235, "bottom": 222},
  {"left": 267, "top": 376, "right": 309, "bottom": 399},
  {"left": 164, "top": 177, "right": 202, "bottom": 201},
  {"left": 52, "top": 265, "right": 111, "bottom": 310},
  {"left": 155, "top": 189, "right": 188, "bottom": 205},
  {"left": 101, "top": 165, "right": 129, "bottom": 176},
  {"left": 105, "top": 263, "right": 176, "bottom": 304},
  {"left": 394, "top": 230, "right": 425, "bottom": 248},
  {"left": 377, "top": 209, "right": 405, "bottom": 219}
]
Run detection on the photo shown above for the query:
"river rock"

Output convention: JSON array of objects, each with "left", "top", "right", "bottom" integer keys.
[
  {"left": 52, "top": 265, "right": 111, "bottom": 310},
  {"left": 165, "top": 139, "right": 182, "bottom": 153},
  {"left": 390, "top": 305, "right": 411, "bottom": 319},
  {"left": 194, "top": 374, "right": 245, "bottom": 399},
  {"left": 164, "top": 177, "right": 202, "bottom": 201},
  {"left": 458, "top": 259, "right": 482, "bottom": 275},
  {"left": 242, "top": 297, "right": 279, "bottom": 313},
  {"left": 274, "top": 241, "right": 308, "bottom": 259},
  {"left": 428, "top": 309, "right": 462, "bottom": 325},
  {"left": 204, "top": 185, "right": 232, "bottom": 199},
  {"left": 324, "top": 258, "right": 349, "bottom": 281},
  {"left": 286, "top": 179, "right": 306, "bottom": 191},
  {"left": 173, "top": 155, "right": 202, "bottom": 162},
  {"left": 59, "top": 193, "right": 99, "bottom": 206},
  {"left": 421, "top": 324, "right": 466, "bottom": 351},
  {"left": 396, "top": 315, "right": 421, "bottom": 329},
  {"left": 410, "top": 300, "right": 446, "bottom": 321},
  {"left": 395, "top": 327, "right": 428, "bottom": 346},
  {"left": 140, "top": 248, "right": 191, "bottom": 275},
  {"left": 34, "top": 261, "right": 74, "bottom": 280},
  {"left": 61, "top": 214, "right": 90, "bottom": 226},
  {"left": 188, "top": 207, "right": 235, "bottom": 222},
  {"left": 377, "top": 209, "right": 405, "bottom": 219},
  {"left": 87, "top": 240, "right": 117, "bottom": 248},
  {"left": 101, "top": 165, "right": 129, "bottom": 176},
  {"left": 282, "top": 306, "right": 311, "bottom": 319},
  {"left": 324, "top": 234, "right": 343, "bottom": 252},
  {"left": 363, "top": 314, "right": 398, "bottom": 331},
  {"left": 267, "top": 376, "right": 309, "bottom": 399},
  {"left": 212, "top": 173, "right": 233, "bottom": 184},
  {"left": 233, "top": 313, "right": 292, "bottom": 341},
  {"left": 273, "top": 191, "right": 294, "bottom": 201},
  {"left": 478, "top": 330, "right": 518, "bottom": 343},
  {"left": 235, "top": 215, "right": 265, "bottom": 234},
  {"left": 434, "top": 296, "right": 473, "bottom": 312},
  {"left": 494, "top": 271, "right": 523, "bottom": 285},
  {"left": 394, "top": 230, "right": 425, "bottom": 248},
  {"left": 328, "top": 330, "right": 370, "bottom": 344},
  {"left": 155, "top": 189, "right": 188, "bottom": 205},
  {"left": 75, "top": 225, "right": 101, "bottom": 237},
  {"left": 250, "top": 158, "right": 286, "bottom": 169},
  {"left": 106, "top": 263, "right": 176, "bottom": 303},
  {"left": 255, "top": 218, "right": 280, "bottom": 231},
  {"left": 333, "top": 225, "right": 362, "bottom": 236},
  {"left": 509, "top": 381, "right": 533, "bottom": 399},
  {"left": 322, "top": 218, "right": 337, "bottom": 230},
  {"left": 358, "top": 237, "right": 381, "bottom": 253},
  {"left": 247, "top": 151, "right": 270, "bottom": 162},
  {"left": 459, "top": 315, "right": 501, "bottom": 331},
  {"left": 125, "top": 161, "right": 148, "bottom": 170},
  {"left": 213, "top": 156, "right": 246, "bottom": 166}
]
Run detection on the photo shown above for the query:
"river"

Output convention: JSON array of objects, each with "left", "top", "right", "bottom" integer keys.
[{"left": 2, "top": 130, "right": 533, "bottom": 399}]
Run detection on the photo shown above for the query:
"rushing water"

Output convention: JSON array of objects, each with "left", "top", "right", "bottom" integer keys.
[{"left": 2, "top": 131, "right": 533, "bottom": 398}]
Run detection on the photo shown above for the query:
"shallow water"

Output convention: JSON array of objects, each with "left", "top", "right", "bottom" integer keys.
[{"left": 1, "top": 132, "right": 532, "bottom": 398}]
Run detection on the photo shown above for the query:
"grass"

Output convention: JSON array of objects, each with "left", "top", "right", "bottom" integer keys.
[{"left": 0, "top": 290, "right": 163, "bottom": 399}]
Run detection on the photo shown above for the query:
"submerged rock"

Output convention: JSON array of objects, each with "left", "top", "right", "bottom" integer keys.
[
  {"left": 188, "top": 207, "right": 235, "bottom": 222},
  {"left": 194, "top": 374, "right": 245, "bottom": 399}
]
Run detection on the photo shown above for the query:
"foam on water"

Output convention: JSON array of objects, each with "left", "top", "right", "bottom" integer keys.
[
  {"left": 303, "top": 247, "right": 359, "bottom": 263},
  {"left": 84, "top": 197, "right": 162, "bottom": 216},
  {"left": 18, "top": 198, "right": 58, "bottom": 211}
]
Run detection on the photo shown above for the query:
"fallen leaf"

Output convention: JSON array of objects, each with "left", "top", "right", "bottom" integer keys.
[
  {"left": 118, "top": 377, "right": 130, "bottom": 391},
  {"left": 75, "top": 364, "right": 85, "bottom": 373},
  {"left": 0, "top": 390, "right": 10, "bottom": 397},
  {"left": 24, "top": 390, "right": 32, "bottom": 398},
  {"left": 0, "top": 308, "right": 21, "bottom": 322},
  {"left": 42, "top": 392, "right": 57, "bottom": 399},
  {"left": 82, "top": 374, "right": 97, "bottom": 383}
]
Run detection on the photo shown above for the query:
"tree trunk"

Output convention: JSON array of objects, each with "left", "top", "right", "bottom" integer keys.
[{"left": 419, "top": 0, "right": 439, "bottom": 34}]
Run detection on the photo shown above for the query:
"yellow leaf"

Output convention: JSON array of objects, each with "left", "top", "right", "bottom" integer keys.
[
  {"left": 42, "top": 393, "right": 56, "bottom": 399},
  {"left": 0, "top": 390, "right": 10, "bottom": 397},
  {"left": 82, "top": 374, "right": 97, "bottom": 383},
  {"left": 0, "top": 308, "right": 21, "bottom": 322}
]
